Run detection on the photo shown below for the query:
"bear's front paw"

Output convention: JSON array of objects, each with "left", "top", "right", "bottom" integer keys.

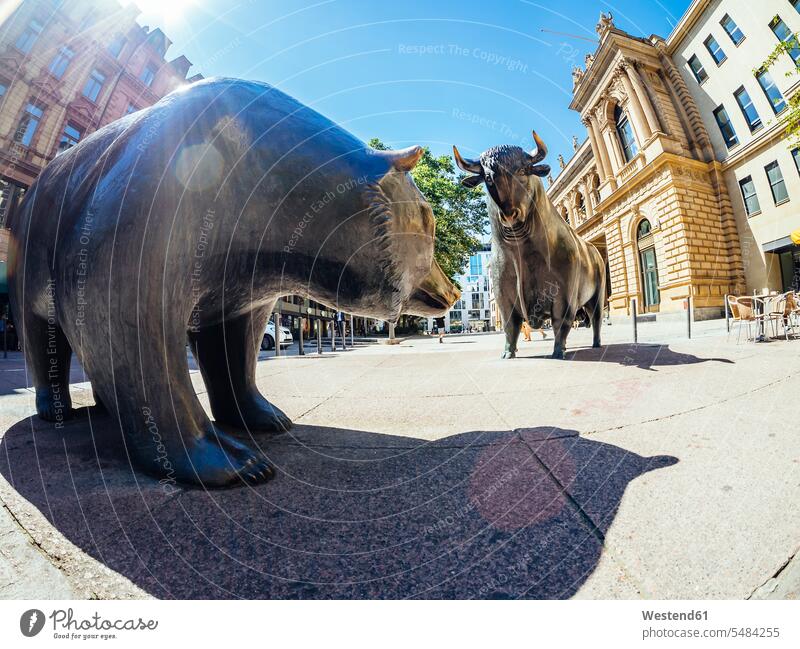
[
  {"left": 167, "top": 428, "right": 274, "bottom": 487},
  {"left": 214, "top": 394, "right": 293, "bottom": 434}
]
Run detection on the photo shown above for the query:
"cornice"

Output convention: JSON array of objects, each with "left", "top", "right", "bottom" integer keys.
[{"left": 664, "top": 0, "right": 713, "bottom": 55}]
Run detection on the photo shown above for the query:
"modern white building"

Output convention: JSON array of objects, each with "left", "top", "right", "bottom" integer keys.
[
  {"left": 667, "top": 0, "right": 800, "bottom": 293},
  {"left": 427, "top": 243, "right": 493, "bottom": 333}
]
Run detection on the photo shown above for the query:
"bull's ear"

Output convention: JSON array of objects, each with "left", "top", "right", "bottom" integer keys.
[
  {"left": 461, "top": 174, "right": 484, "bottom": 188},
  {"left": 523, "top": 163, "right": 550, "bottom": 177}
]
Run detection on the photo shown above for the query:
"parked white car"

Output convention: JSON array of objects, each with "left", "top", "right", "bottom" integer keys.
[{"left": 262, "top": 321, "right": 293, "bottom": 350}]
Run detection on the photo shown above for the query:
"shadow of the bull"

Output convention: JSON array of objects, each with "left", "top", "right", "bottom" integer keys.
[{"left": 0, "top": 414, "right": 676, "bottom": 598}]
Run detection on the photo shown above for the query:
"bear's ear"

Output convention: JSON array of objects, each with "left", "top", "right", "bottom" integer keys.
[
  {"left": 461, "top": 174, "right": 484, "bottom": 188},
  {"left": 374, "top": 145, "right": 424, "bottom": 172}
]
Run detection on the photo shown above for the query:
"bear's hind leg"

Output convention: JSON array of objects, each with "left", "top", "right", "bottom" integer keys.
[
  {"left": 189, "top": 306, "right": 292, "bottom": 434},
  {"left": 20, "top": 314, "right": 73, "bottom": 424}
]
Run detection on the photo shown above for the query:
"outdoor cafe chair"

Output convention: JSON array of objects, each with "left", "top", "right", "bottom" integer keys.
[
  {"left": 727, "top": 295, "right": 780, "bottom": 343},
  {"left": 769, "top": 291, "right": 800, "bottom": 340}
]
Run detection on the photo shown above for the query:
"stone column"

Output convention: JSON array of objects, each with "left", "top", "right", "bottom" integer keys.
[
  {"left": 617, "top": 63, "right": 651, "bottom": 145},
  {"left": 625, "top": 61, "right": 661, "bottom": 137},
  {"left": 602, "top": 123, "right": 625, "bottom": 174},
  {"left": 565, "top": 199, "right": 576, "bottom": 225},
  {"left": 583, "top": 115, "right": 612, "bottom": 182},
  {"left": 582, "top": 181, "right": 594, "bottom": 219}
]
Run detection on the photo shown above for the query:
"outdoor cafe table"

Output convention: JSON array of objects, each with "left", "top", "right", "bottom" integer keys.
[{"left": 752, "top": 293, "right": 781, "bottom": 342}]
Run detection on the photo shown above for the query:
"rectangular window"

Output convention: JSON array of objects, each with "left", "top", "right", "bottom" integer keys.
[
  {"left": 469, "top": 255, "right": 482, "bottom": 276},
  {"left": 140, "top": 63, "right": 157, "bottom": 87},
  {"left": 769, "top": 15, "right": 800, "bottom": 64},
  {"left": 765, "top": 161, "right": 789, "bottom": 204},
  {"left": 108, "top": 34, "right": 126, "bottom": 58},
  {"left": 0, "top": 82, "right": 6, "bottom": 100},
  {"left": 126, "top": 102, "right": 138, "bottom": 115},
  {"left": 792, "top": 147, "right": 800, "bottom": 175},
  {"left": 713, "top": 105, "right": 738, "bottom": 148},
  {"left": 756, "top": 69, "right": 787, "bottom": 113},
  {"left": 617, "top": 115, "right": 638, "bottom": 162},
  {"left": 13, "top": 103, "right": 43, "bottom": 147},
  {"left": 720, "top": 14, "right": 745, "bottom": 45},
  {"left": 704, "top": 35, "right": 726, "bottom": 65},
  {"left": 48, "top": 46, "right": 74, "bottom": 79},
  {"left": 15, "top": 19, "right": 43, "bottom": 54},
  {"left": 739, "top": 176, "right": 761, "bottom": 216},
  {"left": 82, "top": 68, "right": 105, "bottom": 102},
  {"left": 60, "top": 123, "right": 82, "bottom": 150},
  {"left": 734, "top": 86, "right": 761, "bottom": 131},
  {"left": 471, "top": 293, "right": 484, "bottom": 310},
  {"left": 688, "top": 54, "right": 708, "bottom": 83}
]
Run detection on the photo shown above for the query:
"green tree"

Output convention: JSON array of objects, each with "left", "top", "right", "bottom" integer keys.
[
  {"left": 368, "top": 138, "right": 487, "bottom": 282},
  {"left": 756, "top": 27, "right": 800, "bottom": 146}
]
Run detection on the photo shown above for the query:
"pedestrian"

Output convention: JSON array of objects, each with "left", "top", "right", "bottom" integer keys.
[
  {"left": 522, "top": 320, "right": 546, "bottom": 341},
  {"left": 521, "top": 320, "right": 532, "bottom": 341},
  {"left": 335, "top": 311, "right": 347, "bottom": 350},
  {"left": 434, "top": 316, "right": 446, "bottom": 343}
]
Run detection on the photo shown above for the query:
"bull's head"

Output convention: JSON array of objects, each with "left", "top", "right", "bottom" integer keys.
[{"left": 452, "top": 131, "right": 550, "bottom": 228}]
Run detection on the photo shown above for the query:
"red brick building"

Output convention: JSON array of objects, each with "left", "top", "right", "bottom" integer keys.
[{"left": 0, "top": 0, "right": 201, "bottom": 311}]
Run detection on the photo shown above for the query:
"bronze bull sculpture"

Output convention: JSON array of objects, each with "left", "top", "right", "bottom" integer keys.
[
  {"left": 9, "top": 77, "right": 459, "bottom": 487},
  {"left": 453, "top": 132, "right": 606, "bottom": 359}
]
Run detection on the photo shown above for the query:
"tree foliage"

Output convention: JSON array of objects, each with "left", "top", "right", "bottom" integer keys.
[
  {"left": 368, "top": 138, "right": 487, "bottom": 282},
  {"left": 756, "top": 27, "right": 800, "bottom": 146}
]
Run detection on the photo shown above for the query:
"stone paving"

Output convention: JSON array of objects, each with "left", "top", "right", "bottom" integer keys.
[{"left": 0, "top": 319, "right": 798, "bottom": 599}]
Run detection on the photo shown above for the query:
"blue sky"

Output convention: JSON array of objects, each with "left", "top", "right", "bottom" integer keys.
[{"left": 131, "top": 0, "right": 690, "bottom": 168}]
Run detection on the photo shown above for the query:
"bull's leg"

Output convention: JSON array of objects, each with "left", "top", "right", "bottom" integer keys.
[
  {"left": 551, "top": 302, "right": 575, "bottom": 360},
  {"left": 501, "top": 309, "right": 522, "bottom": 359},
  {"left": 189, "top": 306, "right": 292, "bottom": 434},
  {"left": 20, "top": 313, "right": 74, "bottom": 424},
  {"left": 102, "top": 317, "right": 273, "bottom": 487},
  {"left": 585, "top": 294, "right": 604, "bottom": 348}
]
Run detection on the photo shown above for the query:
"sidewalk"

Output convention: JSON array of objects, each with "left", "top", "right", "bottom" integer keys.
[{"left": 1, "top": 321, "right": 798, "bottom": 599}]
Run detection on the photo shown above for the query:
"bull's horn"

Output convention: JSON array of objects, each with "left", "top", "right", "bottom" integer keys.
[
  {"left": 530, "top": 130, "right": 547, "bottom": 163},
  {"left": 452, "top": 145, "right": 482, "bottom": 174},
  {"left": 376, "top": 145, "right": 424, "bottom": 172}
]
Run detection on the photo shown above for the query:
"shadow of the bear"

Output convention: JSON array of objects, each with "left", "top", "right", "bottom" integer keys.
[{"left": 0, "top": 414, "right": 676, "bottom": 599}]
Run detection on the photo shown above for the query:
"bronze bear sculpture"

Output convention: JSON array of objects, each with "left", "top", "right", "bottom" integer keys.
[
  {"left": 453, "top": 132, "right": 606, "bottom": 360},
  {"left": 9, "top": 78, "right": 459, "bottom": 487}
]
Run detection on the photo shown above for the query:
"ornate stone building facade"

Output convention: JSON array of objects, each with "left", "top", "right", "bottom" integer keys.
[
  {"left": 0, "top": 0, "right": 201, "bottom": 311},
  {"left": 549, "top": 11, "right": 746, "bottom": 319}
]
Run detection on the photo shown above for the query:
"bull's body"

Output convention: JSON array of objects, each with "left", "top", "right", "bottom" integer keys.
[
  {"left": 489, "top": 179, "right": 606, "bottom": 359},
  {"left": 9, "top": 77, "right": 456, "bottom": 486}
]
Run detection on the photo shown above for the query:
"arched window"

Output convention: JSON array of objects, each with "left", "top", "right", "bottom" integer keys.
[
  {"left": 615, "top": 105, "right": 638, "bottom": 163},
  {"left": 560, "top": 205, "right": 569, "bottom": 223},
  {"left": 636, "top": 218, "right": 660, "bottom": 309}
]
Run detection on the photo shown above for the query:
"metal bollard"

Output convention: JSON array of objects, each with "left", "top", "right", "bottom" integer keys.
[
  {"left": 724, "top": 294, "right": 730, "bottom": 332},
  {"left": 317, "top": 322, "right": 322, "bottom": 354},
  {"left": 274, "top": 312, "right": 281, "bottom": 357},
  {"left": 350, "top": 314, "right": 354, "bottom": 348},
  {"left": 331, "top": 321, "right": 336, "bottom": 351},
  {"left": 298, "top": 317, "right": 304, "bottom": 355},
  {"left": 632, "top": 299, "right": 638, "bottom": 344},
  {"left": 686, "top": 295, "right": 692, "bottom": 339}
]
